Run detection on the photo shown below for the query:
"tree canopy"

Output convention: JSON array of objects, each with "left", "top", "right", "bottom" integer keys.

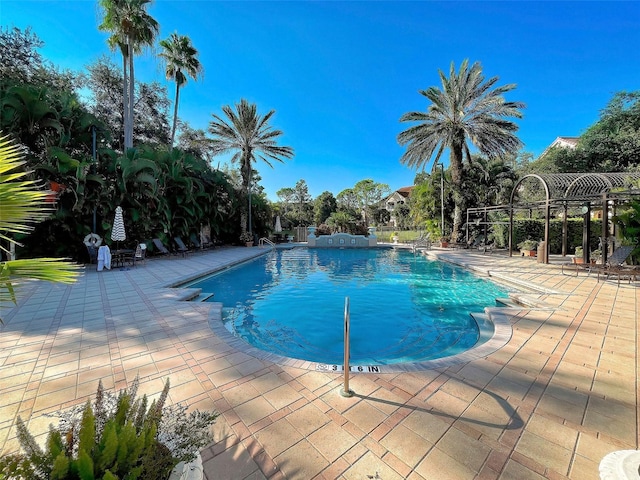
[{"left": 522, "top": 91, "right": 640, "bottom": 176}]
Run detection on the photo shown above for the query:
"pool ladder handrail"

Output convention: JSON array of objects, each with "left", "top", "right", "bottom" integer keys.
[{"left": 258, "top": 237, "right": 276, "bottom": 249}]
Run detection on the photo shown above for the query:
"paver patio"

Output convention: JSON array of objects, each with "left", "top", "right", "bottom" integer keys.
[{"left": 0, "top": 245, "right": 638, "bottom": 479}]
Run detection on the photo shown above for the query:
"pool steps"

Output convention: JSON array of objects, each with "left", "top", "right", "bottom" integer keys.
[
  {"left": 495, "top": 297, "right": 520, "bottom": 308},
  {"left": 469, "top": 312, "right": 494, "bottom": 343},
  {"left": 195, "top": 292, "right": 215, "bottom": 302},
  {"left": 497, "top": 294, "right": 556, "bottom": 310}
]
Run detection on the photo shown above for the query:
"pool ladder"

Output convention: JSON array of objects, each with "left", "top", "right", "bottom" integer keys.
[{"left": 258, "top": 237, "right": 276, "bottom": 249}]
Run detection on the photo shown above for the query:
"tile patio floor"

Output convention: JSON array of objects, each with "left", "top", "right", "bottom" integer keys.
[{"left": 0, "top": 245, "right": 638, "bottom": 479}]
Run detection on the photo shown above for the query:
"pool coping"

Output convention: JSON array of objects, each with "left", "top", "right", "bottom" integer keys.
[{"left": 206, "top": 301, "right": 517, "bottom": 374}]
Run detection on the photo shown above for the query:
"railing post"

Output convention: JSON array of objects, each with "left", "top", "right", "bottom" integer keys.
[{"left": 340, "top": 297, "right": 354, "bottom": 397}]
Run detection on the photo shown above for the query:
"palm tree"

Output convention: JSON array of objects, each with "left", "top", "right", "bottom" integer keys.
[
  {"left": 208, "top": 99, "right": 294, "bottom": 233},
  {"left": 0, "top": 135, "right": 80, "bottom": 323},
  {"left": 159, "top": 33, "right": 203, "bottom": 147},
  {"left": 397, "top": 59, "right": 524, "bottom": 241},
  {"left": 98, "top": 0, "right": 159, "bottom": 150}
]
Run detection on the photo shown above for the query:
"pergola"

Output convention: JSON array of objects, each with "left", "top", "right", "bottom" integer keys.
[{"left": 466, "top": 172, "right": 640, "bottom": 264}]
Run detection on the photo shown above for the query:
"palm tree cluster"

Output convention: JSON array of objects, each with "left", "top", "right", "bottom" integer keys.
[
  {"left": 99, "top": 0, "right": 207, "bottom": 151},
  {"left": 99, "top": 1, "right": 294, "bottom": 237},
  {"left": 99, "top": 0, "right": 159, "bottom": 150},
  {"left": 1, "top": 2, "right": 295, "bottom": 259}
]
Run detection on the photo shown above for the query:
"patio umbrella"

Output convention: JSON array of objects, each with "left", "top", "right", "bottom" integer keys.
[
  {"left": 275, "top": 215, "right": 282, "bottom": 233},
  {"left": 112, "top": 206, "right": 126, "bottom": 250}
]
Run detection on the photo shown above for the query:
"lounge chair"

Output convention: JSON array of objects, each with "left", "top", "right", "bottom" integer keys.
[
  {"left": 174, "top": 237, "right": 192, "bottom": 257},
  {"left": 202, "top": 233, "right": 216, "bottom": 248},
  {"left": 562, "top": 256, "right": 593, "bottom": 276},
  {"left": 190, "top": 232, "right": 212, "bottom": 250},
  {"left": 472, "top": 236, "right": 494, "bottom": 254},
  {"left": 594, "top": 245, "right": 638, "bottom": 284},
  {"left": 152, "top": 238, "right": 171, "bottom": 256},
  {"left": 189, "top": 233, "right": 202, "bottom": 250}
]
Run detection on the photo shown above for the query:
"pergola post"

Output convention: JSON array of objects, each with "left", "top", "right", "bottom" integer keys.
[
  {"left": 483, "top": 207, "right": 488, "bottom": 244},
  {"left": 602, "top": 193, "right": 609, "bottom": 264},
  {"left": 582, "top": 202, "right": 591, "bottom": 264},
  {"left": 508, "top": 205, "right": 514, "bottom": 257},
  {"left": 561, "top": 203, "right": 568, "bottom": 257},
  {"left": 544, "top": 200, "right": 550, "bottom": 264},
  {"left": 465, "top": 210, "right": 470, "bottom": 243}
]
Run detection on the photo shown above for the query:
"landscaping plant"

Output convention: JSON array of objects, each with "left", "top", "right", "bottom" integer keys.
[{"left": 0, "top": 377, "right": 218, "bottom": 480}]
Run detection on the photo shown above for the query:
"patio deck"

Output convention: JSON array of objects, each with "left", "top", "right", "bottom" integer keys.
[{"left": 0, "top": 246, "right": 637, "bottom": 479}]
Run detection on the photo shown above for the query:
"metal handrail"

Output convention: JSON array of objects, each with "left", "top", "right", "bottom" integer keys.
[
  {"left": 258, "top": 237, "right": 275, "bottom": 249},
  {"left": 340, "top": 297, "right": 354, "bottom": 397}
]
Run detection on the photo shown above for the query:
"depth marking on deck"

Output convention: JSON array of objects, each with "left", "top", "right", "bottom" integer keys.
[{"left": 316, "top": 364, "right": 381, "bottom": 373}]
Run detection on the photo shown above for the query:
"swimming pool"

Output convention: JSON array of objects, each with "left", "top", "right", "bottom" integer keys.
[{"left": 188, "top": 247, "right": 509, "bottom": 367}]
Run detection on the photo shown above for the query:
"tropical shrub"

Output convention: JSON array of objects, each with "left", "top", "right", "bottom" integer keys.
[
  {"left": 315, "top": 224, "right": 331, "bottom": 236},
  {"left": 326, "top": 211, "right": 355, "bottom": 233},
  {"left": 351, "top": 223, "right": 369, "bottom": 236},
  {"left": 517, "top": 238, "right": 538, "bottom": 251},
  {"left": 0, "top": 377, "right": 218, "bottom": 480},
  {"left": 613, "top": 199, "right": 640, "bottom": 263}
]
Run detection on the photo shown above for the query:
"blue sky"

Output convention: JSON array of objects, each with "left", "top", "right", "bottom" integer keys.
[{"left": 2, "top": 1, "right": 639, "bottom": 200}]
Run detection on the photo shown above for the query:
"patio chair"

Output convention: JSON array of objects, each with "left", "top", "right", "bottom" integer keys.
[
  {"left": 97, "top": 245, "right": 112, "bottom": 271},
  {"left": 475, "top": 237, "right": 494, "bottom": 254},
  {"left": 594, "top": 245, "right": 638, "bottom": 284},
  {"left": 152, "top": 238, "right": 171, "bottom": 256},
  {"left": 133, "top": 243, "right": 147, "bottom": 266},
  {"left": 174, "top": 236, "right": 192, "bottom": 257},
  {"left": 86, "top": 244, "right": 98, "bottom": 265},
  {"left": 476, "top": 243, "right": 492, "bottom": 254},
  {"left": 412, "top": 232, "right": 431, "bottom": 250}
]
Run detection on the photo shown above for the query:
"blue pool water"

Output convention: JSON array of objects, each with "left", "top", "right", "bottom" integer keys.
[{"left": 189, "top": 248, "right": 508, "bottom": 366}]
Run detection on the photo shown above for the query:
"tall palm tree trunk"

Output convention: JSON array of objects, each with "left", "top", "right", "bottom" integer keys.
[
  {"left": 450, "top": 143, "right": 465, "bottom": 242},
  {"left": 170, "top": 83, "right": 181, "bottom": 146},
  {"left": 241, "top": 152, "right": 252, "bottom": 232},
  {"left": 122, "top": 50, "right": 129, "bottom": 151},
  {"left": 127, "top": 40, "right": 135, "bottom": 150}
]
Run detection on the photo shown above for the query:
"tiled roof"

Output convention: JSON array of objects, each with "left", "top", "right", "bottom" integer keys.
[
  {"left": 538, "top": 136, "right": 579, "bottom": 159},
  {"left": 396, "top": 186, "right": 414, "bottom": 197},
  {"left": 555, "top": 137, "right": 579, "bottom": 148}
]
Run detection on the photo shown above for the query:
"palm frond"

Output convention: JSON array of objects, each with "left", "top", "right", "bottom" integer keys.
[
  {"left": 398, "top": 60, "right": 525, "bottom": 172},
  {"left": 0, "top": 135, "right": 80, "bottom": 321}
]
